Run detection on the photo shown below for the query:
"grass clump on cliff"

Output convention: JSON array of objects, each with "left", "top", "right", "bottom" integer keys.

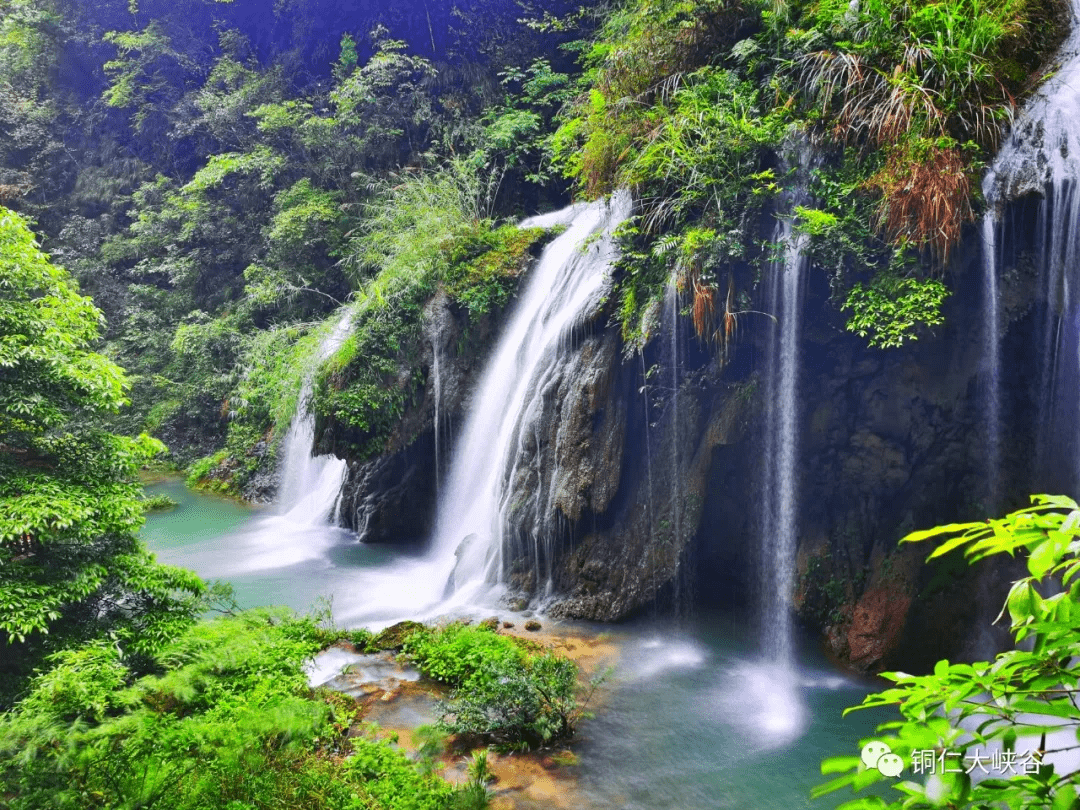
[{"left": 310, "top": 161, "right": 551, "bottom": 461}]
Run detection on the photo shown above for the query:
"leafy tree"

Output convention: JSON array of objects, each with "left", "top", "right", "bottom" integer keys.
[
  {"left": 816, "top": 495, "right": 1080, "bottom": 809},
  {"left": 0, "top": 207, "right": 203, "bottom": 696}
]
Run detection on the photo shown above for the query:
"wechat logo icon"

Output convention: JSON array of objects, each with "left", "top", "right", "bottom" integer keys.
[{"left": 862, "top": 741, "right": 904, "bottom": 778}]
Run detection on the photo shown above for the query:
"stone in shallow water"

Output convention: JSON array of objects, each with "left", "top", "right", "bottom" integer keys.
[{"left": 306, "top": 647, "right": 420, "bottom": 694}]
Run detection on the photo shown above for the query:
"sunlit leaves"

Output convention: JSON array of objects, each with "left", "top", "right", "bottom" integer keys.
[
  {"left": 817, "top": 495, "right": 1080, "bottom": 808},
  {"left": 0, "top": 208, "right": 201, "bottom": 660},
  {"left": 842, "top": 273, "right": 948, "bottom": 348}
]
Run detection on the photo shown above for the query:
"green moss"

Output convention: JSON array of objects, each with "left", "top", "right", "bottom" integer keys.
[
  {"left": 372, "top": 620, "right": 426, "bottom": 651},
  {"left": 444, "top": 225, "right": 550, "bottom": 317},
  {"left": 312, "top": 215, "right": 552, "bottom": 462},
  {"left": 186, "top": 448, "right": 230, "bottom": 490}
]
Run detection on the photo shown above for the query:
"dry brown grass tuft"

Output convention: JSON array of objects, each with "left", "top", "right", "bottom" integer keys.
[
  {"left": 866, "top": 143, "right": 973, "bottom": 265},
  {"left": 691, "top": 275, "right": 716, "bottom": 341},
  {"left": 0, "top": 183, "right": 29, "bottom": 203},
  {"left": 690, "top": 271, "right": 746, "bottom": 365}
]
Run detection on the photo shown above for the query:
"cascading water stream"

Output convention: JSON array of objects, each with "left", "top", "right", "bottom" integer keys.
[
  {"left": 980, "top": 214, "right": 1003, "bottom": 508},
  {"left": 277, "top": 310, "right": 353, "bottom": 523},
  {"left": 760, "top": 218, "right": 808, "bottom": 667},
  {"left": 430, "top": 191, "right": 634, "bottom": 606},
  {"left": 981, "top": 0, "right": 1080, "bottom": 495},
  {"left": 431, "top": 340, "right": 443, "bottom": 496},
  {"left": 666, "top": 282, "right": 683, "bottom": 577},
  {"left": 170, "top": 309, "right": 356, "bottom": 581},
  {"left": 203, "top": 194, "right": 635, "bottom": 626}
]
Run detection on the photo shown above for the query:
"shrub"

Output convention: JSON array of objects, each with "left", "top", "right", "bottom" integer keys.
[
  {"left": 438, "top": 652, "right": 580, "bottom": 749},
  {"left": 399, "top": 623, "right": 588, "bottom": 750},
  {"left": 0, "top": 608, "right": 487, "bottom": 810},
  {"left": 401, "top": 623, "right": 526, "bottom": 688}
]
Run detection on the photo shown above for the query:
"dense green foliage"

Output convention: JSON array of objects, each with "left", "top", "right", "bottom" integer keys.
[
  {"left": 0, "top": 207, "right": 203, "bottom": 694},
  {"left": 817, "top": 495, "right": 1080, "bottom": 808},
  {"left": 552, "top": 0, "right": 1060, "bottom": 349},
  {"left": 0, "top": 608, "right": 490, "bottom": 810},
  {"left": 0, "top": 0, "right": 587, "bottom": 486},
  {"left": 3, "top": 0, "right": 1058, "bottom": 483},
  {"left": 3, "top": 2, "right": 1073, "bottom": 806}
]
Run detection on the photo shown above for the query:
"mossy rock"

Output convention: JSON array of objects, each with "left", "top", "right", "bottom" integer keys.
[{"left": 373, "top": 620, "right": 426, "bottom": 650}]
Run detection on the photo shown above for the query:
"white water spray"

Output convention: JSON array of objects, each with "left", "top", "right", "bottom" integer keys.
[
  {"left": 431, "top": 340, "right": 444, "bottom": 496},
  {"left": 980, "top": 213, "right": 1003, "bottom": 508},
  {"left": 277, "top": 310, "right": 353, "bottom": 523},
  {"left": 666, "top": 282, "right": 683, "bottom": 571}
]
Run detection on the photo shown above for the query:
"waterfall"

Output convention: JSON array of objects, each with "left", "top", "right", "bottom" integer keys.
[
  {"left": 640, "top": 351, "right": 657, "bottom": 608},
  {"left": 430, "top": 191, "right": 634, "bottom": 605},
  {"left": 666, "top": 281, "right": 683, "bottom": 574},
  {"left": 980, "top": 213, "right": 1003, "bottom": 508},
  {"left": 431, "top": 340, "right": 443, "bottom": 496},
  {"left": 760, "top": 217, "right": 808, "bottom": 666},
  {"left": 981, "top": 0, "right": 1080, "bottom": 496},
  {"left": 277, "top": 310, "right": 353, "bottom": 524}
]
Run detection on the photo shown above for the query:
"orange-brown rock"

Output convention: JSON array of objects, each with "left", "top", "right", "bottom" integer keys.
[{"left": 847, "top": 584, "right": 912, "bottom": 672}]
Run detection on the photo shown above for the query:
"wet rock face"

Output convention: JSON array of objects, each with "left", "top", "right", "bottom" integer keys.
[
  {"left": 847, "top": 585, "right": 914, "bottom": 671},
  {"left": 330, "top": 291, "right": 504, "bottom": 542},
  {"left": 784, "top": 232, "right": 1041, "bottom": 672},
  {"left": 337, "top": 434, "right": 437, "bottom": 544},
  {"left": 542, "top": 352, "right": 754, "bottom": 621}
]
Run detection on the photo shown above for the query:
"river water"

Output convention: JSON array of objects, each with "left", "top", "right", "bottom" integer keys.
[{"left": 142, "top": 477, "right": 888, "bottom": 810}]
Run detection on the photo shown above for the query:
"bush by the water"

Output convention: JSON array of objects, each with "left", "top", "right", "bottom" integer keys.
[
  {"left": 141, "top": 493, "right": 179, "bottom": 511},
  {"left": 400, "top": 622, "right": 591, "bottom": 750}
]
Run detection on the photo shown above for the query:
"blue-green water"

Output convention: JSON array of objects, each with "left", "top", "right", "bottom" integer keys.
[{"left": 142, "top": 478, "right": 891, "bottom": 810}]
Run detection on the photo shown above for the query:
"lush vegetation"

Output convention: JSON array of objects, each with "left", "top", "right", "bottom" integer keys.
[
  {"left": 354, "top": 620, "right": 593, "bottom": 751},
  {"left": 0, "top": 207, "right": 204, "bottom": 697},
  {"left": 0, "top": 204, "right": 580, "bottom": 806},
  {"left": 307, "top": 164, "right": 553, "bottom": 462},
  {"left": 0, "top": 607, "right": 498, "bottom": 810},
  {"left": 399, "top": 622, "right": 592, "bottom": 750},
  {"left": 551, "top": 0, "right": 1062, "bottom": 349},
  {"left": 2, "top": 1, "right": 1076, "bottom": 807},
  {"left": 1, "top": 0, "right": 1063, "bottom": 485},
  {"left": 817, "top": 495, "right": 1080, "bottom": 808}
]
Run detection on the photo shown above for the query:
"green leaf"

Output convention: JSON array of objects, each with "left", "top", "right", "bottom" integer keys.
[
  {"left": 1029, "top": 538, "right": 1061, "bottom": 578},
  {"left": 821, "top": 755, "right": 862, "bottom": 774},
  {"left": 811, "top": 772, "right": 859, "bottom": 799},
  {"left": 1052, "top": 784, "right": 1077, "bottom": 810}
]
